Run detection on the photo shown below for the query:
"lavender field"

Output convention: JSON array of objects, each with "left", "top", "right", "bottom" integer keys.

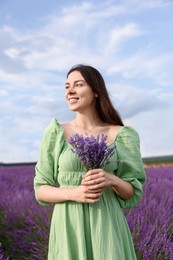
[{"left": 0, "top": 164, "right": 173, "bottom": 260}]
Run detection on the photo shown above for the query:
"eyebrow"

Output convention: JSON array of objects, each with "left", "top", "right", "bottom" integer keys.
[{"left": 65, "top": 79, "right": 85, "bottom": 85}]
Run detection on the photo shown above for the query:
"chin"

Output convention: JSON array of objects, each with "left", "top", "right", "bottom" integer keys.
[{"left": 68, "top": 106, "right": 78, "bottom": 112}]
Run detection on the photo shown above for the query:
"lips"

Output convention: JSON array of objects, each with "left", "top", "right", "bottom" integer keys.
[{"left": 68, "top": 97, "right": 79, "bottom": 104}]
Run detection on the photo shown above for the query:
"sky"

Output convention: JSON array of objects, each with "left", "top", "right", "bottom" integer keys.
[{"left": 0, "top": 0, "right": 173, "bottom": 163}]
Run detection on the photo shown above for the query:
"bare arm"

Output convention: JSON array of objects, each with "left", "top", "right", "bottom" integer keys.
[
  {"left": 36, "top": 184, "right": 103, "bottom": 204},
  {"left": 109, "top": 173, "right": 134, "bottom": 199}
]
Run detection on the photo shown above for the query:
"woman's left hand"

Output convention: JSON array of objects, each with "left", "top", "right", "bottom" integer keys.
[
  {"left": 81, "top": 169, "right": 114, "bottom": 190},
  {"left": 81, "top": 168, "right": 135, "bottom": 200}
]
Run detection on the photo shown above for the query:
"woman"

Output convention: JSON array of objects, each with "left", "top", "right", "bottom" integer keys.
[{"left": 34, "top": 64, "right": 146, "bottom": 260}]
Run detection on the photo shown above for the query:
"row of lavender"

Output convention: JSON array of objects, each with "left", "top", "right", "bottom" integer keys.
[{"left": 0, "top": 164, "right": 173, "bottom": 259}]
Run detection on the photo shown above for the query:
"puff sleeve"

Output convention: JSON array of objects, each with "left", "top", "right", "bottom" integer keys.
[
  {"left": 34, "top": 118, "right": 64, "bottom": 206},
  {"left": 115, "top": 126, "right": 146, "bottom": 208}
]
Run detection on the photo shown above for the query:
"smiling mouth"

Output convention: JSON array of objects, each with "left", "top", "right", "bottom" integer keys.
[{"left": 68, "top": 97, "right": 79, "bottom": 103}]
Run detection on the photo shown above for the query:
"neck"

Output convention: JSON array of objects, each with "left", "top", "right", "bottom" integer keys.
[{"left": 75, "top": 112, "right": 101, "bottom": 130}]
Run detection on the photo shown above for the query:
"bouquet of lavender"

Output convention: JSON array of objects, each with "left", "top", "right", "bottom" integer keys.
[{"left": 68, "top": 133, "right": 115, "bottom": 170}]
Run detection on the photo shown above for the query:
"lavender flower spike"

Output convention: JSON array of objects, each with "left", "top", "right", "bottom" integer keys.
[{"left": 68, "top": 133, "right": 116, "bottom": 170}]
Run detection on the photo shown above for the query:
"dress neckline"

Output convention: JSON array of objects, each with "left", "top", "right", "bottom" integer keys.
[{"left": 58, "top": 122, "right": 124, "bottom": 147}]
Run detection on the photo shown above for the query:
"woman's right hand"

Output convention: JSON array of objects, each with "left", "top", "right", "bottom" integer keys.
[{"left": 71, "top": 185, "right": 103, "bottom": 203}]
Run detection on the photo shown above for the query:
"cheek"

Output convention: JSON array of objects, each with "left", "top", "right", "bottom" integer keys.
[
  {"left": 88, "top": 93, "right": 96, "bottom": 103},
  {"left": 65, "top": 92, "right": 68, "bottom": 100}
]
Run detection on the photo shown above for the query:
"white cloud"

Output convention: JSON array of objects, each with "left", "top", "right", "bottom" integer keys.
[
  {"left": 122, "top": 0, "right": 173, "bottom": 10},
  {"left": 128, "top": 107, "right": 173, "bottom": 157},
  {"left": 108, "top": 48, "right": 173, "bottom": 86},
  {"left": 0, "top": 0, "right": 173, "bottom": 162},
  {"left": 0, "top": 89, "right": 8, "bottom": 96},
  {"left": 0, "top": 2, "right": 172, "bottom": 84},
  {"left": 108, "top": 83, "right": 171, "bottom": 119}
]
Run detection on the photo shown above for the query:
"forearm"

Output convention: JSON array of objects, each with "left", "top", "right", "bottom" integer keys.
[
  {"left": 36, "top": 184, "right": 103, "bottom": 204},
  {"left": 36, "top": 185, "right": 74, "bottom": 203},
  {"left": 111, "top": 175, "right": 134, "bottom": 200}
]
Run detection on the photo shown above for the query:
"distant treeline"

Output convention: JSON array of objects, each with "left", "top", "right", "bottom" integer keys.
[
  {"left": 0, "top": 155, "right": 173, "bottom": 167},
  {"left": 142, "top": 155, "right": 173, "bottom": 165},
  {"left": 0, "top": 162, "right": 36, "bottom": 167}
]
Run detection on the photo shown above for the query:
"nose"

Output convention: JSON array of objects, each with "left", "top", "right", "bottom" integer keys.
[{"left": 67, "top": 86, "right": 76, "bottom": 94}]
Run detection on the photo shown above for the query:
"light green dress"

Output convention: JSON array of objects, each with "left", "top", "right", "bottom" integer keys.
[{"left": 34, "top": 118, "right": 146, "bottom": 260}]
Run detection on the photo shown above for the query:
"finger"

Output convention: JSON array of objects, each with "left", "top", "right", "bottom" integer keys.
[
  {"left": 87, "top": 188, "right": 103, "bottom": 193},
  {"left": 82, "top": 173, "right": 105, "bottom": 182},
  {"left": 83, "top": 169, "right": 101, "bottom": 178},
  {"left": 81, "top": 177, "right": 105, "bottom": 185},
  {"left": 86, "top": 191, "right": 103, "bottom": 199},
  {"left": 83, "top": 185, "right": 103, "bottom": 193},
  {"left": 83, "top": 169, "right": 105, "bottom": 179},
  {"left": 87, "top": 183, "right": 105, "bottom": 191},
  {"left": 84, "top": 198, "right": 100, "bottom": 204},
  {"left": 89, "top": 169, "right": 102, "bottom": 174}
]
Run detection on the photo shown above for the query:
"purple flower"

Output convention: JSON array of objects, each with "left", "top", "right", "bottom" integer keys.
[{"left": 68, "top": 134, "right": 115, "bottom": 170}]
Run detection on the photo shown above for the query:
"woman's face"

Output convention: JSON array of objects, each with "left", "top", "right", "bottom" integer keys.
[{"left": 65, "top": 70, "right": 96, "bottom": 112}]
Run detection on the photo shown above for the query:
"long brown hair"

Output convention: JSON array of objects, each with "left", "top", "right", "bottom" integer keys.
[{"left": 67, "top": 64, "right": 124, "bottom": 126}]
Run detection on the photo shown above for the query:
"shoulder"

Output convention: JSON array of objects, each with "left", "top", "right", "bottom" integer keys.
[
  {"left": 44, "top": 118, "right": 75, "bottom": 142},
  {"left": 43, "top": 118, "right": 63, "bottom": 139},
  {"left": 45, "top": 118, "right": 62, "bottom": 130},
  {"left": 108, "top": 124, "right": 122, "bottom": 143},
  {"left": 60, "top": 120, "right": 75, "bottom": 140},
  {"left": 60, "top": 120, "right": 74, "bottom": 129},
  {"left": 39, "top": 118, "right": 65, "bottom": 153},
  {"left": 118, "top": 126, "right": 139, "bottom": 137},
  {"left": 107, "top": 124, "right": 139, "bottom": 144},
  {"left": 116, "top": 126, "right": 140, "bottom": 145}
]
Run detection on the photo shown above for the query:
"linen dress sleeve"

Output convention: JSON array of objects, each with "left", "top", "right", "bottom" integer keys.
[
  {"left": 115, "top": 126, "right": 146, "bottom": 208},
  {"left": 34, "top": 118, "right": 64, "bottom": 206}
]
